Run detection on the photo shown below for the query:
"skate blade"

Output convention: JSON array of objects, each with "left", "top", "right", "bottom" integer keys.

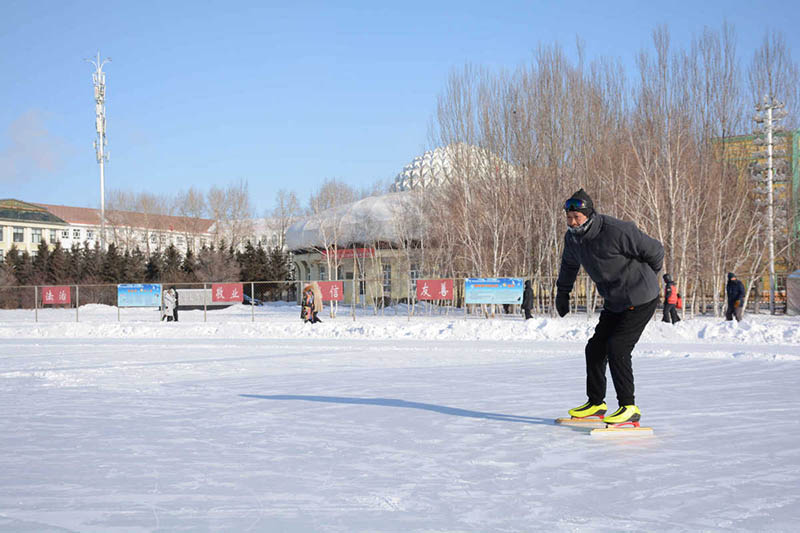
[
  {"left": 591, "top": 426, "right": 654, "bottom": 437},
  {"left": 555, "top": 417, "right": 606, "bottom": 427}
]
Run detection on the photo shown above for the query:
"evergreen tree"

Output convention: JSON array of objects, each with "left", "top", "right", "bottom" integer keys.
[
  {"left": 65, "top": 243, "right": 82, "bottom": 283},
  {"left": 125, "top": 247, "right": 147, "bottom": 282},
  {"left": 254, "top": 243, "right": 269, "bottom": 280},
  {"left": 81, "top": 242, "right": 101, "bottom": 283},
  {"left": 237, "top": 241, "right": 258, "bottom": 281},
  {"left": 265, "top": 245, "right": 290, "bottom": 300},
  {"left": 4, "top": 246, "right": 23, "bottom": 284},
  {"left": 181, "top": 248, "right": 198, "bottom": 282},
  {"left": 145, "top": 250, "right": 164, "bottom": 282},
  {"left": 0, "top": 259, "right": 19, "bottom": 308},
  {"left": 47, "top": 242, "right": 68, "bottom": 284},
  {"left": 32, "top": 240, "right": 50, "bottom": 284},
  {"left": 101, "top": 243, "right": 123, "bottom": 283},
  {"left": 16, "top": 251, "right": 34, "bottom": 286},
  {"left": 162, "top": 244, "right": 183, "bottom": 283}
]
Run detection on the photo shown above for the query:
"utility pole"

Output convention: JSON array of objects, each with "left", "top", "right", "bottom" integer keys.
[
  {"left": 86, "top": 52, "right": 111, "bottom": 252},
  {"left": 753, "top": 95, "right": 789, "bottom": 314}
]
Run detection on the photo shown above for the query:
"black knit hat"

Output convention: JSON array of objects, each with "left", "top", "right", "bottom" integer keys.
[
  {"left": 564, "top": 188, "right": 595, "bottom": 217},
  {"left": 663, "top": 274, "right": 672, "bottom": 283},
  {"left": 728, "top": 272, "right": 736, "bottom": 280}
]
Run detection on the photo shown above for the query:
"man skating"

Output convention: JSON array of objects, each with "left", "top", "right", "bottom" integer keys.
[{"left": 555, "top": 189, "right": 664, "bottom": 425}]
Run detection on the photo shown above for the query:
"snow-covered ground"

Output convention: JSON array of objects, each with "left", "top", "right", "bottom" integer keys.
[{"left": 1, "top": 303, "right": 799, "bottom": 532}]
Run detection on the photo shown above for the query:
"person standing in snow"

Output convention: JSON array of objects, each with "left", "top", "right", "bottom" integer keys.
[
  {"left": 162, "top": 288, "right": 175, "bottom": 322},
  {"left": 301, "top": 282, "right": 323, "bottom": 324},
  {"left": 725, "top": 272, "right": 746, "bottom": 322},
  {"left": 170, "top": 287, "right": 179, "bottom": 322},
  {"left": 555, "top": 189, "right": 664, "bottom": 425},
  {"left": 522, "top": 280, "right": 534, "bottom": 320},
  {"left": 662, "top": 274, "right": 681, "bottom": 324}
]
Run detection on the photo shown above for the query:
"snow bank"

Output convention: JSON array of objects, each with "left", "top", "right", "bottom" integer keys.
[{"left": 2, "top": 303, "right": 800, "bottom": 347}]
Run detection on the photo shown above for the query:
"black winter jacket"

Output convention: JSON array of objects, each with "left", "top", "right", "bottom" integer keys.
[
  {"left": 557, "top": 214, "right": 664, "bottom": 312},
  {"left": 726, "top": 279, "right": 745, "bottom": 304},
  {"left": 522, "top": 284, "right": 533, "bottom": 310}
]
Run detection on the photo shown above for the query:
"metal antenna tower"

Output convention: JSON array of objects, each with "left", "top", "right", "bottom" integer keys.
[
  {"left": 753, "top": 94, "right": 789, "bottom": 314},
  {"left": 86, "top": 52, "right": 111, "bottom": 251}
]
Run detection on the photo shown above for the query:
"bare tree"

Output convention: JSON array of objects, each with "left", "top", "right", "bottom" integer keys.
[
  {"left": 272, "top": 189, "right": 301, "bottom": 249},
  {"left": 175, "top": 187, "right": 209, "bottom": 251},
  {"left": 208, "top": 179, "right": 254, "bottom": 249}
]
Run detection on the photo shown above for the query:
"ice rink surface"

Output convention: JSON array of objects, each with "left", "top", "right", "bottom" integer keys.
[{"left": 1, "top": 304, "right": 799, "bottom": 532}]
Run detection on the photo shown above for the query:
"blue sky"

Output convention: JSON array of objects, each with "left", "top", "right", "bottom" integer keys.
[{"left": 1, "top": 0, "right": 798, "bottom": 214}]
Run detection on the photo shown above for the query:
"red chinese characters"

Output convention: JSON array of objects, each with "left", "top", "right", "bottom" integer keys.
[
  {"left": 318, "top": 281, "right": 344, "bottom": 301},
  {"left": 211, "top": 283, "right": 244, "bottom": 302},
  {"left": 415, "top": 279, "right": 454, "bottom": 301},
  {"left": 41, "top": 286, "right": 71, "bottom": 305}
]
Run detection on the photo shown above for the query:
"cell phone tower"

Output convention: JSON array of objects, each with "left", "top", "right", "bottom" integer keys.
[
  {"left": 753, "top": 94, "right": 789, "bottom": 314},
  {"left": 86, "top": 52, "right": 111, "bottom": 251}
]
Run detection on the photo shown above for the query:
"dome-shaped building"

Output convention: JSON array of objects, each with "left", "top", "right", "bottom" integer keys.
[
  {"left": 391, "top": 145, "right": 456, "bottom": 192},
  {"left": 391, "top": 143, "right": 518, "bottom": 192}
]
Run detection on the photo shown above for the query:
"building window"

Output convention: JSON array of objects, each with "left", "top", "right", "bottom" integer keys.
[
  {"left": 13, "top": 227, "right": 24, "bottom": 243},
  {"left": 73, "top": 229, "right": 81, "bottom": 240},
  {"left": 31, "top": 228, "right": 42, "bottom": 244},
  {"left": 61, "top": 229, "right": 69, "bottom": 239},
  {"left": 87, "top": 230, "right": 94, "bottom": 241},
  {"left": 409, "top": 263, "right": 420, "bottom": 296},
  {"left": 319, "top": 265, "right": 327, "bottom": 282},
  {"left": 382, "top": 263, "right": 391, "bottom": 295},
  {"left": 49, "top": 229, "right": 57, "bottom": 243},
  {"left": 0, "top": 226, "right": 3, "bottom": 241}
]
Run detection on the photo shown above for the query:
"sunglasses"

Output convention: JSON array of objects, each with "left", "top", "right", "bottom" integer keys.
[{"left": 564, "top": 198, "right": 587, "bottom": 211}]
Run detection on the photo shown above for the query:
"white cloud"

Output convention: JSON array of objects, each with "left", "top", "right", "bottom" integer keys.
[{"left": 0, "top": 110, "right": 66, "bottom": 182}]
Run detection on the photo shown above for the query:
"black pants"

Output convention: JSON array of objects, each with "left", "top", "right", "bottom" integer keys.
[
  {"left": 523, "top": 308, "right": 532, "bottom": 320},
  {"left": 662, "top": 303, "right": 680, "bottom": 324},
  {"left": 585, "top": 298, "right": 658, "bottom": 407},
  {"left": 725, "top": 301, "right": 743, "bottom": 321}
]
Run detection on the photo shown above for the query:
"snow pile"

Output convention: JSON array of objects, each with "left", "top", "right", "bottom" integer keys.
[{"left": 2, "top": 303, "right": 800, "bottom": 346}]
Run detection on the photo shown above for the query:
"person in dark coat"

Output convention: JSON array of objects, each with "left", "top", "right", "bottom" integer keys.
[
  {"left": 662, "top": 274, "right": 680, "bottom": 324},
  {"left": 556, "top": 189, "right": 664, "bottom": 425},
  {"left": 170, "top": 287, "right": 179, "bottom": 322},
  {"left": 725, "top": 272, "right": 745, "bottom": 321},
  {"left": 521, "top": 280, "right": 534, "bottom": 320}
]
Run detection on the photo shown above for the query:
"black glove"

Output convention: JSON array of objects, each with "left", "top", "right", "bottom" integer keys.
[{"left": 556, "top": 291, "right": 570, "bottom": 317}]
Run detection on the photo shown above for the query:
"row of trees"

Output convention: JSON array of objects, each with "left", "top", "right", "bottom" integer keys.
[
  {"left": 397, "top": 26, "right": 799, "bottom": 315},
  {"left": 0, "top": 240, "right": 291, "bottom": 293}
]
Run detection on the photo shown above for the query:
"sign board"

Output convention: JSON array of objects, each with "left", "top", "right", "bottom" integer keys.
[
  {"left": 117, "top": 284, "right": 162, "bottom": 307},
  {"left": 318, "top": 281, "right": 344, "bottom": 301},
  {"left": 41, "top": 285, "right": 71, "bottom": 305},
  {"left": 321, "top": 248, "right": 375, "bottom": 259},
  {"left": 211, "top": 283, "right": 244, "bottom": 303},
  {"left": 416, "top": 279, "right": 454, "bottom": 301},
  {"left": 464, "top": 278, "right": 523, "bottom": 305}
]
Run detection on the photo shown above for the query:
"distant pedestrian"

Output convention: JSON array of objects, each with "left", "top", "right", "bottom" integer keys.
[
  {"left": 725, "top": 272, "right": 745, "bottom": 321},
  {"left": 301, "top": 282, "right": 323, "bottom": 324},
  {"left": 162, "top": 288, "right": 175, "bottom": 322},
  {"left": 522, "top": 280, "right": 533, "bottom": 320},
  {"left": 662, "top": 274, "right": 681, "bottom": 324},
  {"left": 170, "top": 287, "right": 179, "bottom": 322}
]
